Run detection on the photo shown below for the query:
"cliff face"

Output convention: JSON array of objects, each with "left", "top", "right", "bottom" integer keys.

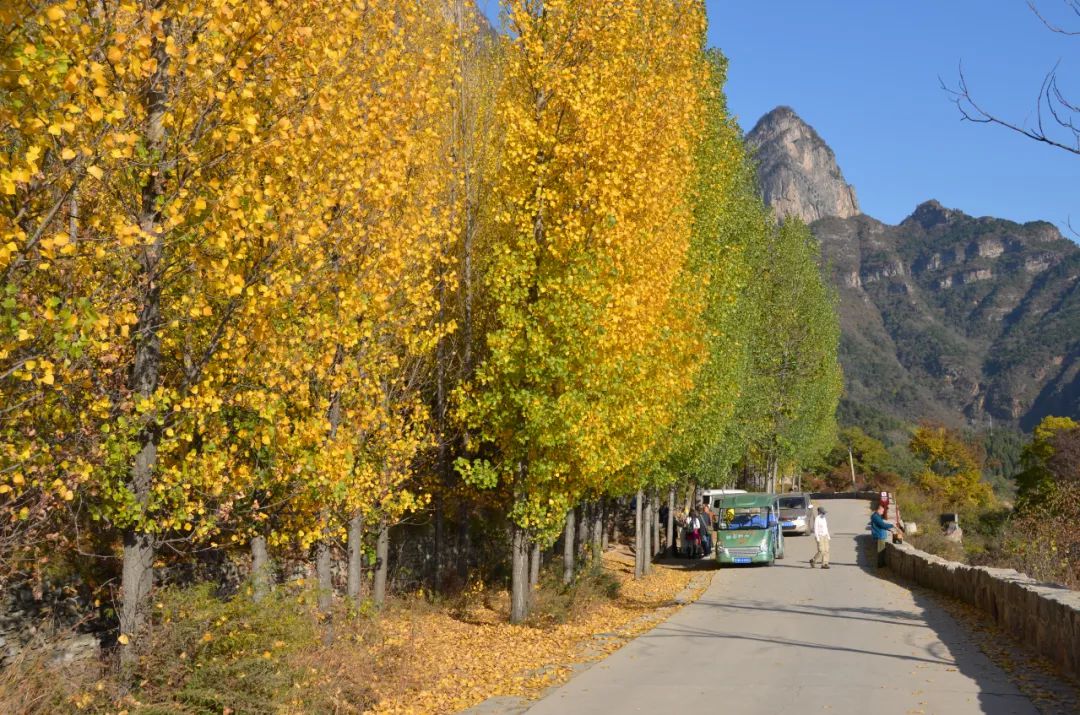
[
  {"left": 746, "top": 106, "right": 860, "bottom": 223},
  {"left": 814, "top": 202, "right": 1080, "bottom": 430},
  {"left": 747, "top": 105, "right": 1080, "bottom": 429}
]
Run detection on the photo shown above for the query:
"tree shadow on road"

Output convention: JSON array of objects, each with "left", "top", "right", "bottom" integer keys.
[
  {"left": 888, "top": 570, "right": 1080, "bottom": 715},
  {"left": 640, "top": 532, "right": 1059, "bottom": 714}
]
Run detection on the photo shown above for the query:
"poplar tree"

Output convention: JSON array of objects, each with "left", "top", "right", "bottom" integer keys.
[
  {"left": 457, "top": 0, "right": 707, "bottom": 622},
  {"left": 735, "top": 218, "right": 843, "bottom": 489},
  {"left": 654, "top": 50, "right": 765, "bottom": 491}
]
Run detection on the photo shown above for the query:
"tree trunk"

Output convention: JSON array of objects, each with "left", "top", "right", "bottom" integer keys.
[
  {"left": 120, "top": 532, "right": 154, "bottom": 658},
  {"left": 316, "top": 540, "right": 333, "bottom": 614},
  {"left": 251, "top": 535, "right": 271, "bottom": 603},
  {"left": 590, "top": 500, "right": 602, "bottom": 564},
  {"left": 576, "top": 503, "right": 589, "bottom": 560},
  {"left": 456, "top": 502, "right": 470, "bottom": 583},
  {"left": 529, "top": 539, "right": 540, "bottom": 598},
  {"left": 600, "top": 499, "right": 609, "bottom": 551},
  {"left": 347, "top": 513, "right": 364, "bottom": 601},
  {"left": 652, "top": 492, "right": 661, "bottom": 557},
  {"left": 120, "top": 19, "right": 172, "bottom": 668},
  {"left": 510, "top": 525, "right": 529, "bottom": 623},
  {"left": 562, "top": 508, "right": 575, "bottom": 585},
  {"left": 433, "top": 491, "right": 445, "bottom": 588},
  {"left": 667, "top": 488, "right": 675, "bottom": 556},
  {"left": 634, "top": 489, "right": 644, "bottom": 579},
  {"left": 611, "top": 498, "right": 620, "bottom": 546},
  {"left": 643, "top": 492, "right": 653, "bottom": 575},
  {"left": 373, "top": 517, "right": 389, "bottom": 607}
]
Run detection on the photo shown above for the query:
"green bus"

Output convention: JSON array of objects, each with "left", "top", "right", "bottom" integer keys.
[{"left": 714, "top": 493, "right": 786, "bottom": 566}]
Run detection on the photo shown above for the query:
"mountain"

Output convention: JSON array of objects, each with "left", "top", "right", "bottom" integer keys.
[
  {"left": 747, "top": 107, "right": 1080, "bottom": 432},
  {"left": 746, "top": 106, "right": 860, "bottom": 224}
]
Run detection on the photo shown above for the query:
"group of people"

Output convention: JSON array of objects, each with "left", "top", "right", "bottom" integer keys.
[
  {"left": 655, "top": 497, "right": 902, "bottom": 568},
  {"left": 682, "top": 503, "right": 714, "bottom": 558},
  {"left": 657, "top": 499, "right": 715, "bottom": 558},
  {"left": 811, "top": 502, "right": 903, "bottom": 569}
]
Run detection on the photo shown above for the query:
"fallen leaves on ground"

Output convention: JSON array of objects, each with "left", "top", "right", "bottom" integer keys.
[{"left": 365, "top": 551, "right": 704, "bottom": 714}]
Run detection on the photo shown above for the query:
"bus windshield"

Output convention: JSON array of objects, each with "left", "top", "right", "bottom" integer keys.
[{"left": 719, "top": 506, "right": 773, "bottom": 530}]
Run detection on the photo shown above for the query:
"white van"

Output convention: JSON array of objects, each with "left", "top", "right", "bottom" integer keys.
[{"left": 703, "top": 488, "right": 748, "bottom": 518}]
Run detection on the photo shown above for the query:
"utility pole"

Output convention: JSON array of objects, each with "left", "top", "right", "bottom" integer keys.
[{"left": 848, "top": 448, "right": 857, "bottom": 490}]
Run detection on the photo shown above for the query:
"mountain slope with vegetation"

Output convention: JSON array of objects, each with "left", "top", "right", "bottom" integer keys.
[{"left": 749, "top": 107, "right": 1080, "bottom": 433}]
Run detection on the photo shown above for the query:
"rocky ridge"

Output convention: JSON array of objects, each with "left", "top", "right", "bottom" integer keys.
[
  {"left": 747, "top": 106, "right": 1080, "bottom": 430},
  {"left": 746, "top": 106, "right": 860, "bottom": 223}
]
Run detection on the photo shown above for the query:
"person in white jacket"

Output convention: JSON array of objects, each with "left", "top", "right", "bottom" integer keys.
[{"left": 810, "top": 506, "right": 830, "bottom": 569}]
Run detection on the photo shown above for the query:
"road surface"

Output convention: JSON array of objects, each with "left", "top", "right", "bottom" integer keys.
[{"left": 527, "top": 499, "right": 1040, "bottom": 715}]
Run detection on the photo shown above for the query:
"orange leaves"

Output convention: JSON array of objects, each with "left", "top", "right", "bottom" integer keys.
[{"left": 365, "top": 553, "right": 697, "bottom": 714}]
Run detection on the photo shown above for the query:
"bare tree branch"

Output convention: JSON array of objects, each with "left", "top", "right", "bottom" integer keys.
[
  {"left": 942, "top": 63, "right": 1080, "bottom": 155},
  {"left": 943, "top": 4, "right": 1080, "bottom": 155}
]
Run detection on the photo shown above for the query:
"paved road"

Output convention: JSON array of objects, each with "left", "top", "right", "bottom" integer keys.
[{"left": 527, "top": 499, "right": 1039, "bottom": 715}]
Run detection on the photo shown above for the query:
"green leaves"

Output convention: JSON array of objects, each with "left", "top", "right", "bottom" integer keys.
[{"left": 455, "top": 458, "right": 499, "bottom": 490}]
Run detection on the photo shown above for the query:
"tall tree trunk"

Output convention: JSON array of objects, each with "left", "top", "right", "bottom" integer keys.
[
  {"left": 600, "top": 499, "right": 609, "bottom": 551},
  {"left": 373, "top": 517, "right": 389, "bottom": 607},
  {"left": 456, "top": 502, "right": 470, "bottom": 583},
  {"left": 576, "top": 503, "right": 589, "bottom": 560},
  {"left": 120, "top": 17, "right": 172, "bottom": 667},
  {"left": 643, "top": 492, "right": 653, "bottom": 575},
  {"left": 667, "top": 487, "right": 675, "bottom": 556},
  {"left": 510, "top": 525, "right": 529, "bottom": 623},
  {"left": 316, "top": 540, "right": 333, "bottom": 614},
  {"left": 562, "top": 508, "right": 575, "bottom": 585},
  {"left": 316, "top": 364, "right": 344, "bottom": 616},
  {"left": 611, "top": 498, "right": 620, "bottom": 546},
  {"left": 347, "top": 513, "right": 364, "bottom": 601},
  {"left": 652, "top": 492, "right": 661, "bottom": 557},
  {"left": 634, "top": 489, "right": 644, "bottom": 579},
  {"left": 433, "top": 491, "right": 445, "bottom": 588},
  {"left": 529, "top": 539, "right": 540, "bottom": 599},
  {"left": 251, "top": 535, "right": 271, "bottom": 603},
  {"left": 590, "top": 500, "right": 602, "bottom": 564}
]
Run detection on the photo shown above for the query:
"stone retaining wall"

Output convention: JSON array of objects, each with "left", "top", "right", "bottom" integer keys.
[{"left": 884, "top": 541, "right": 1080, "bottom": 679}]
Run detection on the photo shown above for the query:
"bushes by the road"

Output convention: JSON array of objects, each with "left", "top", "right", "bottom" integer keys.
[{"left": 0, "top": 552, "right": 697, "bottom": 714}]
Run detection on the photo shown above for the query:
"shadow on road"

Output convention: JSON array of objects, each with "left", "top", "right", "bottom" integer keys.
[
  {"left": 644, "top": 620, "right": 957, "bottom": 667},
  {"left": 651, "top": 556, "right": 718, "bottom": 571},
  {"left": 695, "top": 599, "right": 931, "bottom": 629},
  {"left": 646, "top": 598, "right": 1037, "bottom": 713},
  {"left": 665, "top": 529, "right": 1048, "bottom": 714}
]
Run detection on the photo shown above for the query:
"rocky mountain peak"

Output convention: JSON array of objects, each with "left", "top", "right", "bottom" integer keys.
[
  {"left": 905, "top": 200, "right": 961, "bottom": 231},
  {"left": 746, "top": 106, "right": 860, "bottom": 224}
]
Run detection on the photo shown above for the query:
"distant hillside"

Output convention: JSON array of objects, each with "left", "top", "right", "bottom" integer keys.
[{"left": 748, "top": 107, "right": 1080, "bottom": 432}]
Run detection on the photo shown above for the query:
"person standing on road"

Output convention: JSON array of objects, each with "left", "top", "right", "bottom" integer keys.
[
  {"left": 700, "top": 498, "right": 714, "bottom": 555},
  {"left": 810, "top": 506, "right": 830, "bottom": 569},
  {"left": 870, "top": 504, "right": 898, "bottom": 568},
  {"left": 685, "top": 509, "right": 702, "bottom": 558}
]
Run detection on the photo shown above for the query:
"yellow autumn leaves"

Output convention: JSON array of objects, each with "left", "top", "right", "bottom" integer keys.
[
  {"left": 0, "top": 0, "right": 460, "bottom": 592},
  {"left": 2, "top": 0, "right": 841, "bottom": 644}
]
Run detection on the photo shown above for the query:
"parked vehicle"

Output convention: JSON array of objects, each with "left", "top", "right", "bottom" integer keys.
[
  {"left": 714, "top": 493, "right": 785, "bottom": 566},
  {"left": 704, "top": 488, "right": 747, "bottom": 526},
  {"left": 777, "top": 492, "right": 814, "bottom": 535}
]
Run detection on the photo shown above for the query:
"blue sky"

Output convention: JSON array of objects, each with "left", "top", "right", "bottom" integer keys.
[{"left": 478, "top": 1, "right": 1078, "bottom": 232}]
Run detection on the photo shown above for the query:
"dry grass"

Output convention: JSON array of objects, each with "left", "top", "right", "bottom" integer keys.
[{"left": 0, "top": 550, "right": 703, "bottom": 714}]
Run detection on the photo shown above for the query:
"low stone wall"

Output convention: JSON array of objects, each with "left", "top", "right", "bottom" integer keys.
[{"left": 884, "top": 541, "right": 1080, "bottom": 680}]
